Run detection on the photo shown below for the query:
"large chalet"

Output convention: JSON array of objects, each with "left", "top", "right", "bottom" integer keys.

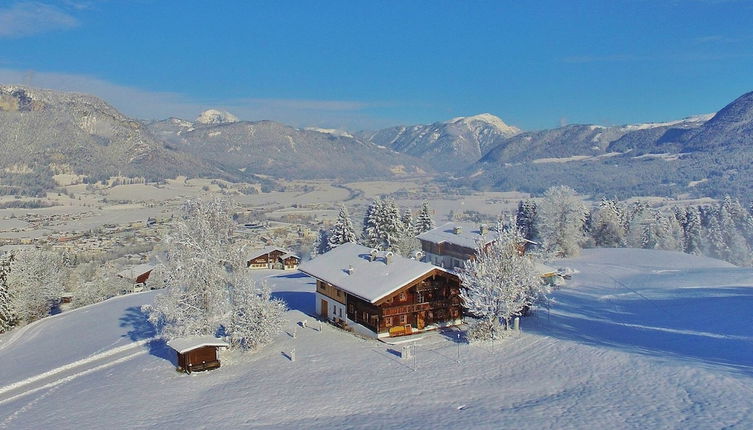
[{"left": 298, "top": 243, "right": 463, "bottom": 338}]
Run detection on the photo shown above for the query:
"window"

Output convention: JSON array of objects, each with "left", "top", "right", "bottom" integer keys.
[
  {"left": 399, "top": 315, "right": 407, "bottom": 324},
  {"left": 399, "top": 292, "right": 406, "bottom": 301},
  {"left": 336, "top": 289, "right": 341, "bottom": 297},
  {"left": 362, "top": 311, "right": 368, "bottom": 321},
  {"left": 385, "top": 317, "right": 393, "bottom": 327},
  {"left": 386, "top": 297, "right": 393, "bottom": 304}
]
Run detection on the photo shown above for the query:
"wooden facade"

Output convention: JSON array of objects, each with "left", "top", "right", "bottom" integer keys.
[
  {"left": 317, "top": 268, "right": 462, "bottom": 338},
  {"left": 176, "top": 346, "right": 221, "bottom": 373},
  {"left": 247, "top": 248, "right": 300, "bottom": 270}
]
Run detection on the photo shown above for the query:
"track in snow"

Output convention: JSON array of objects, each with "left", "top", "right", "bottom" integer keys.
[{"left": 0, "top": 339, "right": 152, "bottom": 407}]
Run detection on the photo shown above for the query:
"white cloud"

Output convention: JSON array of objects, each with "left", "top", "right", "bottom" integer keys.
[
  {"left": 0, "top": 68, "right": 399, "bottom": 130},
  {"left": 0, "top": 2, "right": 79, "bottom": 38}
]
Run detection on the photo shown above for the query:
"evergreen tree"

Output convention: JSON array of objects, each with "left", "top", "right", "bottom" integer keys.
[
  {"left": 381, "top": 199, "right": 404, "bottom": 249},
  {"left": 682, "top": 207, "right": 703, "bottom": 255},
  {"left": 0, "top": 253, "right": 16, "bottom": 333},
  {"left": 328, "top": 206, "right": 357, "bottom": 249},
  {"left": 515, "top": 199, "right": 538, "bottom": 241},
  {"left": 703, "top": 208, "right": 728, "bottom": 260},
  {"left": 591, "top": 198, "right": 626, "bottom": 247},
  {"left": 401, "top": 208, "right": 415, "bottom": 237},
  {"left": 361, "top": 199, "right": 384, "bottom": 249},
  {"left": 313, "top": 229, "right": 331, "bottom": 255},
  {"left": 415, "top": 201, "right": 435, "bottom": 234}
]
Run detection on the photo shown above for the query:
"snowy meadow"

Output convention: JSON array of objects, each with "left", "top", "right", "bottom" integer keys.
[{"left": 0, "top": 248, "right": 751, "bottom": 429}]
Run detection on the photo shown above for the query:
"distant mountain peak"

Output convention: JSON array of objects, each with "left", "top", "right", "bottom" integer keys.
[
  {"left": 445, "top": 113, "right": 521, "bottom": 136},
  {"left": 195, "top": 109, "right": 239, "bottom": 125}
]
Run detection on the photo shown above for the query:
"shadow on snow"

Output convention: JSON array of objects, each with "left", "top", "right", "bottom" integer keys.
[{"left": 119, "top": 306, "right": 176, "bottom": 366}]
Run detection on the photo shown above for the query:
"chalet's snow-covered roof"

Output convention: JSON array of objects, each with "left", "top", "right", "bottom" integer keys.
[
  {"left": 280, "top": 253, "right": 299, "bottom": 261},
  {"left": 417, "top": 222, "right": 495, "bottom": 250},
  {"left": 298, "top": 243, "right": 444, "bottom": 303},
  {"left": 247, "top": 246, "right": 296, "bottom": 261},
  {"left": 116, "top": 263, "right": 156, "bottom": 280},
  {"left": 167, "top": 335, "right": 229, "bottom": 354}
]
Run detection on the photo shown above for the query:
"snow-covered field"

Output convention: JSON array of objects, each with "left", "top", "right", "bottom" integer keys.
[{"left": 1, "top": 249, "right": 752, "bottom": 429}]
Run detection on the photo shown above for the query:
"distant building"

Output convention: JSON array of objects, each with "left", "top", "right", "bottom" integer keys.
[
  {"left": 418, "top": 221, "right": 559, "bottom": 282},
  {"left": 167, "top": 335, "right": 229, "bottom": 373},
  {"left": 247, "top": 247, "right": 300, "bottom": 270},
  {"left": 417, "top": 222, "right": 495, "bottom": 270},
  {"left": 117, "top": 263, "right": 156, "bottom": 285},
  {"left": 299, "top": 243, "right": 463, "bottom": 338}
]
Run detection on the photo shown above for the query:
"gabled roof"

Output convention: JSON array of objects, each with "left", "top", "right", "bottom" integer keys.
[
  {"left": 247, "top": 246, "right": 296, "bottom": 261},
  {"left": 167, "top": 335, "right": 229, "bottom": 354},
  {"left": 298, "top": 242, "right": 446, "bottom": 303},
  {"left": 417, "top": 222, "right": 495, "bottom": 249},
  {"left": 116, "top": 263, "right": 156, "bottom": 280},
  {"left": 280, "top": 253, "right": 299, "bottom": 260}
]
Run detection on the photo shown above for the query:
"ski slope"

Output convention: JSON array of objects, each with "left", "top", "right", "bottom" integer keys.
[{"left": 1, "top": 249, "right": 752, "bottom": 429}]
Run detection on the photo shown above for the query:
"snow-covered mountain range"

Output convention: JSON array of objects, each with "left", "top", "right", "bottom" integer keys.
[{"left": 3, "top": 84, "right": 753, "bottom": 198}]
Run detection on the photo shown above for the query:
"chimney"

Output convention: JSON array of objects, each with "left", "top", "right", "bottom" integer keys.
[
  {"left": 479, "top": 224, "right": 487, "bottom": 235},
  {"left": 369, "top": 248, "right": 379, "bottom": 262},
  {"left": 385, "top": 251, "right": 394, "bottom": 265},
  {"left": 453, "top": 225, "right": 462, "bottom": 235},
  {"left": 346, "top": 264, "right": 354, "bottom": 275}
]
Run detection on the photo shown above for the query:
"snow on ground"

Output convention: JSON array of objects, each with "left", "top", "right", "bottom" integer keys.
[{"left": 1, "top": 249, "right": 753, "bottom": 429}]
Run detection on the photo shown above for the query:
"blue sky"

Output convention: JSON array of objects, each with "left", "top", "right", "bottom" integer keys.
[{"left": 1, "top": 0, "right": 752, "bottom": 130}]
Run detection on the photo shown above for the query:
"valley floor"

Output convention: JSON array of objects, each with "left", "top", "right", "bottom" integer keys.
[{"left": 0, "top": 249, "right": 752, "bottom": 429}]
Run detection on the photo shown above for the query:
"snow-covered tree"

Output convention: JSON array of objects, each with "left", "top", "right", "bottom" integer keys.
[
  {"left": 361, "top": 199, "right": 385, "bottom": 249},
  {"left": 148, "top": 197, "right": 285, "bottom": 348},
  {"left": 590, "top": 198, "right": 626, "bottom": 247},
  {"left": 72, "top": 263, "right": 133, "bottom": 308},
  {"left": 313, "top": 229, "right": 331, "bottom": 255},
  {"left": 381, "top": 199, "right": 404, "bottom": 249},
  {"left": 226, "top": 277, "right": 287, "bottom": 350},
  {"left": 459, "top": 224, "right": 548, "bottom": 341},
  {"left": 0, "top": 253, "right": 16, "bottom": 332},
  {"left": 537, "top": 186, "right": 588, "bottom": 257},
  {"left": 401, "top": 208, "right": 415, "bottom": 237},
  {"left": 703, "top": 208, "right": 729, "bottom": 261},
  {"left": 328, "top": 206, "right": 357, "bottom": 249},
  {"left": 682, "top": 206, "right": 703, "bottom": 255},
  {"left": 415, "top": 201, "right": 435, "bottom": 234},
  {"left": 6, "top": 249, "right": 66, "bottom": 324},
  {"left": 515, "top": 199, "right": 538, "bottom": 242}
]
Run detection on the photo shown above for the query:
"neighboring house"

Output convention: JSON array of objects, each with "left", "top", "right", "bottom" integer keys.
[
  {"left": 117, "top": 263, "right": 156, "bottom": 285},
  {"left": 418, "top": 221, "right": 560, "bottom": 282},
  {"left": 417, "top": 222, "right": 495, "bottom": 270},
  {"left": 299, "top": 243, "right": 463, "bottom": 338},
  {"left": 167, "top": 335, "right": 229, "bottom": 373},
  {"left": 247, "top": 247, "right": 300, "bottom": 270}
]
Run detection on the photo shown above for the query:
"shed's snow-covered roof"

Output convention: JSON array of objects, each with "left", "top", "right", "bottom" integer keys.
[
  {"left": 248, "top": 246, "right": 295, "bottom": 260},
  {"left": 167, "top": 335, "right": 229, "bottom": 354},
  {"left": 116, "top": 263, "right": 156, "bottom": 280},
  {"left": 298, "top": 243, "right": 443, "bottom": 303},
  {"left": 417, "top": 222, "right": 495, "bottom": 249}
]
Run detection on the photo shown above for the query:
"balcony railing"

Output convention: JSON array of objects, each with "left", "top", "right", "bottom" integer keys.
[{"left": 381, "top": 300, "right": 451, "bottom": 316}]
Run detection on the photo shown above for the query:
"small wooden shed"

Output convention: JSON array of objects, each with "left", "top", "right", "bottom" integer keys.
[{"left": 167, "top": 336, "right": 229, "bottom": 373}]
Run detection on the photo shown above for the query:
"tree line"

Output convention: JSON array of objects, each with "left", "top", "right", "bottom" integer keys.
[
  {"left": 516, "top": 186, "right": 753, "bottom": 266},
  {"left": 314, "top": 200, "right": 435, "bottom": 257}
]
